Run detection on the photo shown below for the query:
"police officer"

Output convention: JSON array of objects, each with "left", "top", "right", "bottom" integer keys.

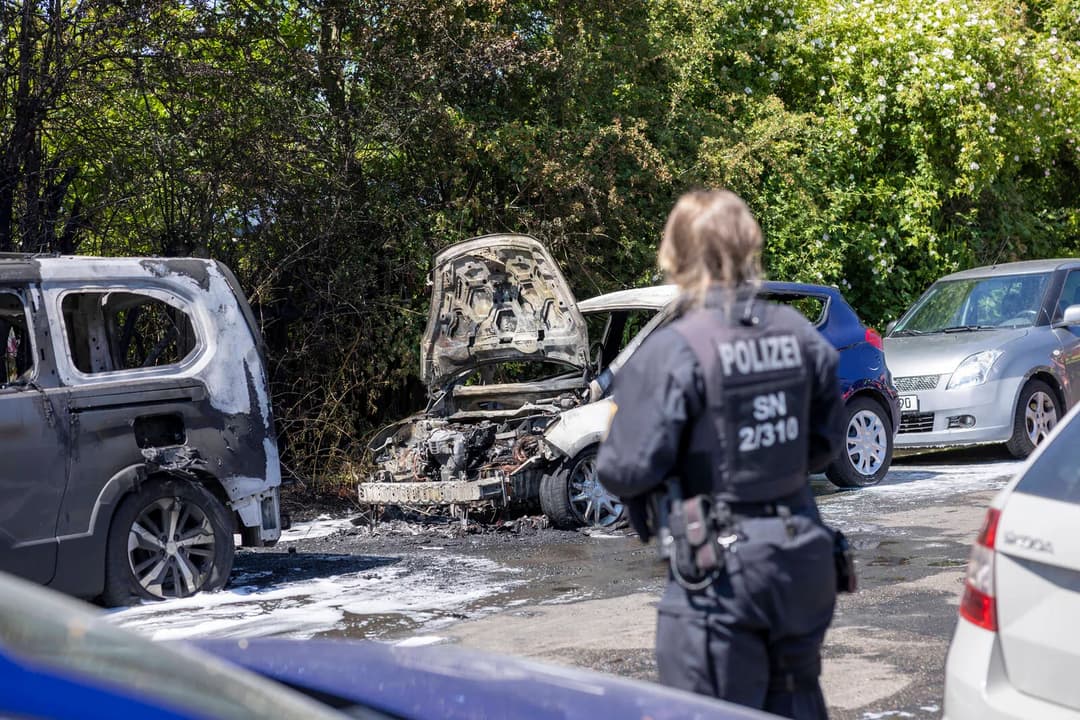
[{"left": 596, "top": 189, "right": 845, "bottom": 719}]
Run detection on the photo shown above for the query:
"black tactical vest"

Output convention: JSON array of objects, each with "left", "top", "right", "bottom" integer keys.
[{"left": 671, "top": 300, "right": 811, "bottom": 503}]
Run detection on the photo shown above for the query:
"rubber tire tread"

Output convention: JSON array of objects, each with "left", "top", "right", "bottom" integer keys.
[
  {"left": 1005, "top": 379, "right": 1060, "bottom": 459},
  {"left": 101, "top": 477, "right": 234, "bottom": 607},
  {"left": 826, "top": 396, "right": 894, "bottom": 488},
  {"left": 540, "top": 449, "right": 590, "bottom": 530}
]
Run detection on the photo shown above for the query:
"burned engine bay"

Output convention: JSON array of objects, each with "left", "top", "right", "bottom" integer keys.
[
  {"left": 363, "top": 380, "right": 586, "bottom": 508},
  {"left": 360, "top": 234, "right": 601, "bottom": 513}
]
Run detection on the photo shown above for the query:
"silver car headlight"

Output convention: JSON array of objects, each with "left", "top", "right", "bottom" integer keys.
[{"left": 947, "top": 350, "right": 1003, "bottom": 390}]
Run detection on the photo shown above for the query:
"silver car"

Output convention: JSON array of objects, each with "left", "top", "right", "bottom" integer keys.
[{"left": 884, "top": 258, "right": 1080, "bottom": 457}]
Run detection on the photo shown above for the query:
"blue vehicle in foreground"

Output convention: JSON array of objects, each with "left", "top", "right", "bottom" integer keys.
[
  {"left": 0, "top": 571, "right": 774, "bottom": 720},
  {"left": 579, "top": 281, "right": 899, "bottom": 487}
]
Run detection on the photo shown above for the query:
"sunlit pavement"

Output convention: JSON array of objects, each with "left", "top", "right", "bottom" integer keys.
[{"left": 108, "top": 447, "right": 1020, "bottom": 720}]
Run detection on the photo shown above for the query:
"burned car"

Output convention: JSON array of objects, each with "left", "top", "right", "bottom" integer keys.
[
  {"left": 362, "top": 236, "right": 901, "bottom": 526},
  {"left": 361, "top": 235, "right": 624, "bottom": 528},
  {"left": 0, "top": 255, "right": 281, "bottom": 605}
]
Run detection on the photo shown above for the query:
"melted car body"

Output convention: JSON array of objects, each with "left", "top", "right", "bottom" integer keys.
[
  {"left": 362, "top": 236, "right": 604, "bottom": 525},
  {"left": 0, "top": 255, "right": 281, "bottom": 604}
]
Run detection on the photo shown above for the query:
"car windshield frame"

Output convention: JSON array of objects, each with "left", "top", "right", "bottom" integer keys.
[{"left": 892, "top": 272, "right": 1052, "bottom": 335}]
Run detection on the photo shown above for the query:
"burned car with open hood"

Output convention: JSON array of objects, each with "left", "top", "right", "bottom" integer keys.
[
  {"left": 362, "top": 235, "right": 902, "bottom": 525},
  {"left": 360, "top": 235, "right": 626, "bottom": 528},
  {"left": 0, "top": 255, "right": 281, "bottom": 606}
]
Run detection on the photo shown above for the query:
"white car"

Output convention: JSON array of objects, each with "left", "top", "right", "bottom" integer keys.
[{"left": 944, "top": 402, "right": 1080, "bottom": 719}]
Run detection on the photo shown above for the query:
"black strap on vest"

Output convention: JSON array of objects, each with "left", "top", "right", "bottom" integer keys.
[
  {"left": 671, "top": 310, "right": 733, "bottom": 496},
  {"left": 671, "top": 295, "right": 810, "bottom": 503}
]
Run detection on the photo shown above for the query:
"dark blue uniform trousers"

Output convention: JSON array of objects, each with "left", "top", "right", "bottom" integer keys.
[{"left": 656, "top": 513, "right": 836, "bottom": 719}]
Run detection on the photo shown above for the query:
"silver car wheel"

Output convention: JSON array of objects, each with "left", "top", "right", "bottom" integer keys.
[
  {"left": 1024, "top": 391, "right": 1058, "bottom": 446},
  {"left": 568, "top": 456, "right": 624, "bottom": 527},
  {"left": 846, "top": 409, "right": 888, "bottom": 476},
  {"left": 127, "top": 497, "right": 216, "bottom": 599}
]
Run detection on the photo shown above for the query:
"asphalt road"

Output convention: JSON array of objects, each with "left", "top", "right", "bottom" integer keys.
[{"left": 109, "top": 447, "right": 1023, "bottom": 719}]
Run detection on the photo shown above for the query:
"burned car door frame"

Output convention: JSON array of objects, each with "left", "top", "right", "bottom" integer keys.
[{"left": 0, "top": 282, "right": 68, "bottom": 584}]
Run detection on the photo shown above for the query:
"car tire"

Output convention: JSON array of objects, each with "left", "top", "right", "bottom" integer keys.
[
  {"left": 102, "top": 477, "right": 234, "bottom": 606},
  {"left": 1005, "top": 379, "right": 1061, "bottom": 459},
  {"left": 826, "top": 396, "right": 893, "bottom": 488},
  {"left": 540, "top": 446, "right": 625, "bottom": 530}
]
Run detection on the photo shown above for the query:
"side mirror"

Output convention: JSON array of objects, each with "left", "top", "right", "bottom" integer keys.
[
  {"left": 1054, "top": 304, "right": 1080, "bottom": 328},
  {"left": 885, "top": 320, "right": 897, "bottom": 335}
]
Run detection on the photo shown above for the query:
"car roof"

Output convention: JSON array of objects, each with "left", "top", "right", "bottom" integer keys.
[
  {"left": 939, "top": 258, "right": 1080, "bottom": 282},
  {"left": 577, "top": 281, "right": 842, "bottom": 313},
  {"left": 0, "top": 254, "right": 221, "bottom": 286},
  {"left": 577, "top": 285, "right": 679, "bottom": 312}
]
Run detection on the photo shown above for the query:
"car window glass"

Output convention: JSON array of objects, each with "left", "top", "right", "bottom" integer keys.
[
  {"left": 582, "top": 309, "right": 661, "bottom": 370},
  {"left": 585, "top": 312, "right": 610, "bottom": 350},
  {"left": 617, "top": 310, "right": 656, "bottom": 352},
  {"left": 895, "top": 272, "right": 1051, "bottom": 333},
  {"left": 0, "top": 290, "right": 34, "bottom": 384},
  {"left": 761, "top": 294, "right": 826, "bottom": 325},
  {"left": 1014, "top": 415, "right": 1080, "bottom": 504},
  {"left": 61, "top": 291, "right": 198, "bottom": 374},
  {"left": 1056, "top": 271, "right": 1080, "bottom": 318}
]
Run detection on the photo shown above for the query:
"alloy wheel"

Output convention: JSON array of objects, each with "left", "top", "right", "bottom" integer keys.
[
  {"left": 846, "top": 409, "right": 888, "bottom": 477},
  {"left": 1024, "top": 391, "right": 1057, "bottom": 447},
  {"left": 127, "top": 496, "right": 217, "bottom": 599},
  {"left": 568, "top": 456, "right": 624, "bottom": 527}
]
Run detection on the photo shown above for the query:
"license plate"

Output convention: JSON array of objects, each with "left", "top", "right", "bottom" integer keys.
[{"left": 899, "top": 395, "right": 919, "bottom": 412}]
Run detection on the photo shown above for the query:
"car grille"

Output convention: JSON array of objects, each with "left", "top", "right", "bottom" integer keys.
[
  {"left": 894, "top": 375, "right": 942, "bottom": 392},
  {"left": 899, "top": 412, "right": 935, "bottom": 434}
]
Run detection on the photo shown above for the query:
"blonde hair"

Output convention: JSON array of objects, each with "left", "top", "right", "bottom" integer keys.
[{"left": 658, "top": 189, "right": 763, "bottom": 306}]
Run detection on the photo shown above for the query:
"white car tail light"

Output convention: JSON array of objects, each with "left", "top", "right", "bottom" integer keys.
[{"left": 959, "top": 507, "right": 1000, "bottom": 631}]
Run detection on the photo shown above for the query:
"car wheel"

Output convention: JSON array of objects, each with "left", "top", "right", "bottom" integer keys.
[
  {"left": 540, "top": 446, "right": 625, "bottom": 529},
  {"left": 826, "top": 396, "right": 893, "bottom": 488},
  {"left": 1005, "top": 379, "right": 1060, "bottom": 459},
  {"left": 102, "top": 477, "right": 234, "bottom": 606}
]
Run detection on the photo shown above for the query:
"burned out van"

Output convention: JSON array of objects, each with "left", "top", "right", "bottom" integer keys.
[{"left": 0, "top": 255, "right": 281, "bottom": 605}]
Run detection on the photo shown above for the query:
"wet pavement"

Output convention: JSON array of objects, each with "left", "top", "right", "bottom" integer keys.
[{"left": 107, "top": 447, "right": 1022, "bottom": 719}]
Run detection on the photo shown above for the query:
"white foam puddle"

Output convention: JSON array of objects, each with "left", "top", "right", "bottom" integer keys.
[
  {"left": 820, "top": 460, "right": 1019, "bottom": 531},
  {"left": 394, "top": 635, "right": 446, "bottom": 647},
  {"left": 108, "top": 553, "right": 522, "bottom": 641},
  {"left": 278, "top": 515, "right": 355, "bottom": 543}
]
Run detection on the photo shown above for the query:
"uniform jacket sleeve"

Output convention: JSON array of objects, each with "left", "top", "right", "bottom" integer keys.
[
  {"left": 596, "top": 328, "right": 701, "bottom": 500},
  {"left": 804, "top": 324, "right": 844, "bottom": 473}
]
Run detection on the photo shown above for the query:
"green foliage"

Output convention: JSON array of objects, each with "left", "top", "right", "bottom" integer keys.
[{"left": 1, "top": 0, "right": 1078, "bottom": 486}]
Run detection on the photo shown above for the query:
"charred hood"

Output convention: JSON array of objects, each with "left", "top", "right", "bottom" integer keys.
[{"left": 421, "top": 235, "right": 588, "bottom": 387}]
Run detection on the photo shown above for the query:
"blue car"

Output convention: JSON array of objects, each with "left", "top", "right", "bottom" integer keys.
[
  {"left": 579, "top": 281, "right": 899, "bottom": 487},
  {"left": 0, "top": 571, "right": 774, "bottom": 720}
]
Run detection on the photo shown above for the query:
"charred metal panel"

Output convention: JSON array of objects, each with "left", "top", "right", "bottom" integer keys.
[
  {"left": 38, "top": 258, "right": 281, "bottom": 538},
  {"left": 0, "top": 283, "right": 67, "bottom": 584},
  {"left": 359, "top": 480, "right": 486, "bottom": 505},
  {"left": 133, "top": 413, "right": 186, "bottom": 448},
  {"left": 0, "top": 255, "right": 282, "bottom": 597},
  {"left": 139, "top": 258, "right": 211, "bottom": 291},
  {"left": 420, "top": 235, "right": 589, "bottom": 387}
]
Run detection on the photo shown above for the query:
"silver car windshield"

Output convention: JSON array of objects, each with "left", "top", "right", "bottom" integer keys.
[{"left": 893, "top": 272, "right": 1051, "bottom": 335}]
